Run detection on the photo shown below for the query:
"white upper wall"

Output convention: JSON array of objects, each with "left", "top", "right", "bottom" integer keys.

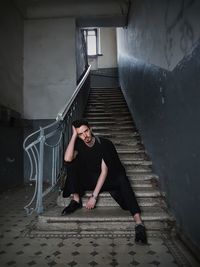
[
  {"left": 98, "top": 28, "right": 117, "bottom": 69},
  {"left": 23, "top": 17, "right": 76, "bottom": 119}
]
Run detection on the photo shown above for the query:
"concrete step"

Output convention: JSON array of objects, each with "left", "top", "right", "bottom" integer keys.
[
  {"left": 88, "top": 97, "right": 124, "bottom": 101},
  {"left": 86, "top": 106, "right": 129, "bottom": 110},
  {"left": 86, "top": 114, "right": 132, "bottom": 118},
  {"left": 85, "top": 110, "right": 130, "bottom": 114},
  {"left": 84, "top": 113, "right": 131, "bottom": 118},
  {"left": 127, "top": 173, "right": 159, "bottom": 180},
  {"left": 126, "top": 166, "right": 154, "bottom": 173},
  {"left": 123, "top": 165, "right": 152, "bottom": 172},
  {"left": 89, "top": 92, "right": 122, "bottom": 94},
  {"left": 89, "top": 93, "right": 122, "bottom": 96},
  {"left": 114, "top": 144, "right": 145, "bottom": 151},
  {"left": 86, "top": 118, "right": 133, "bottom": 123},
  {"left": 35, "top": 206, "right": 175, "bottom": 236},
  {"left": 90, "top": 90, "right": 122, "bottom": 93},
  {"left": 103, "top": 139, "right": 144, "bottom": 146},
  {"left": 107, "top": 139, "right": 141, "bottom": 145},
  {"left": 89, "top": 99, "right": 124, "bottom": 102},
  {"left": 119, "top": 152, "right": 149, "bottom": 161},
  {"left": 90, "top": 89, "right": 122, "bottom": 92},
  {"left": 129, "top": 179, "right": 157, "bottom": 188},
  {"left": 84, "top": 112, "right": 113, "bottom": 116},
  {"left": 95, "top": 132, "right": 140, "bottom": 138},
  {"left": 57, "top": 194, "right": 165, "bottom": 208},
  {"left": 111, "top": 134, "right": 139, "bottom": 140},
  {"left": 87, "top": 102, "right": 126, "bottom": 105},
  {"left": 91, "top": 125, "right": 135, "bottom": 132},
  {"left": 92, "top": 138, "right": 142, "bottom": 147},
  {"left": 93, "top": 136, "right": 142, "bottom": 144},
  {"left": 87, "top": 104, "right": 127, "bottom": 108},
  {"left": 90, "top": 90, "right": 122, "bottom": 92},
  {"left": 89, "top": 121, "right": 133, "bottom": 126},
  {"left": 121, "top": 160, "right": 152, "bottom": 166},
  {"left": 108, "top": 137, "right": 141, "bottom": 143},
  {"left": 87, "top": 102, "right": 128, "bottom": 107}
]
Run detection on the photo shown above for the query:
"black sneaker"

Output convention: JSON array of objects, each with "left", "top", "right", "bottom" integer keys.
[
  {"left": 135, "top": 224, "right": 147, "bottom": 245},
  {"left": 61, "top": 199, "right": 82, "bottom": 215}
]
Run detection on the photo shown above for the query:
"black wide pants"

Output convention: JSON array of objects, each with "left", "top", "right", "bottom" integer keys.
[{"left": 63, "top": 158, "right": 141, "bottom": 216}]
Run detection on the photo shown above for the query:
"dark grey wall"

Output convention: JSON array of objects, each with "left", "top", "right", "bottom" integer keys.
[
  {"left": 0, "top": 1, "right": 24, "bottom": 190},
  {"left": 117, "top": 0, "right": 200, "bottom": 248},
  {"left": 0, "top": 107, "right": 23, "bottom": 190},
  {"left": 0, "top": 0, "right": 23, "bottom": 113}
]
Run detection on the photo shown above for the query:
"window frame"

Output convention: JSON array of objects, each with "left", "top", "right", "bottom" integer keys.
[{"left": 82, "top": 28, "right": 102, "bottom": 57}]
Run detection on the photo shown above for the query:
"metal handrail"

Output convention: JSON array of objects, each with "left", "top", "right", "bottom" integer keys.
[
  {"left": 24, "top": 65, "right": 91, "bottom": 215},
  {"left": 56, "top": 65, "right": 91, "bottom": 121}
]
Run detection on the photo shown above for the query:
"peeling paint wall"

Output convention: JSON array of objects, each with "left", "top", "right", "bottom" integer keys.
[{"left": 117, "top": 0, "right": 200, "bottom": 247}]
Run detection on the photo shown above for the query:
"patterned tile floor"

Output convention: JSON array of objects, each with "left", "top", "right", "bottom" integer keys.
[{"left": 0, "top": 186, "right": 199, "bottom": 267}]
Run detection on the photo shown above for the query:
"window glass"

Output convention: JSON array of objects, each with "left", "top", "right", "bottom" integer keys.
[
  {"left": 83, "top": 29, "right": 97, "bottom": 56},
  {"left": 87, "top": 35, "right": 96, "bottom": 55}
]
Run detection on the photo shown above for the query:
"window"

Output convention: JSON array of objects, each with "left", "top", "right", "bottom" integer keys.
[{"left": 83, "top": 29, "right": 100, "bottom": 56}]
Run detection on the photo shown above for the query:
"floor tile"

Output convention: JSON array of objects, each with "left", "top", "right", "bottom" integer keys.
[{"left": 0, "top": 186, "right": 199, "bottom": 267}]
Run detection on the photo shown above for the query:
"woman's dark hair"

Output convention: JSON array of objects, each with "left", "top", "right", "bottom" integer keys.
[{"left": 72, "top": 119, "right": 90, "bottom": 128}]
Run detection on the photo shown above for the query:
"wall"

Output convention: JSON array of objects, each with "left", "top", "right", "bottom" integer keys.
[
  {"left": 0, "top": 123, "right": 23, "bottom": 190},
  {"left": 0, "top": 0, "right": 24, "bottom": 190},
  {"left": 23, "top": 17, "right": 76, "bottom": 119},
  {"left": 76, "top": 28, "right": 88, "bottom": 83},
  {"left": 98, "top": 28, "right": 117, "bottom": 68},
  {"left": 117, "top": 0, "right": 200, "bottom": 248},
  {"left": 0, "top": 0, "right": 23, "bottom": 113},
  {"left": 90, "top": 27, "right": 118, "bottom": 87},
  {"left": 90, "top": 68, "right": 119, "bottom": 88}
]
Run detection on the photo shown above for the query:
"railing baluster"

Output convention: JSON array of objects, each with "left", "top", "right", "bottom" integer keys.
[
  {"left": 36, "top": 127, "right": 45, "bottom": 214},
  {"left": 52, "top": 147, "right": 56, "bottom": 186},
  {"left": 54, "top": 145, "right": 58, "bottom": 185}
]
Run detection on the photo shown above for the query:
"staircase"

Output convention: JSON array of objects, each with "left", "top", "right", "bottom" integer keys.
[{"left": 34, "top": 87, "right": 175, "bottom": 237}]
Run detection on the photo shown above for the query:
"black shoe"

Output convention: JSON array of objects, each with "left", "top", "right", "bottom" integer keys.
[
  {"left": 61, "top": 199, "right": 82, "bottom": 215},
  {"left": 135, "top": 224, "right": 147, "bottom": 245}
]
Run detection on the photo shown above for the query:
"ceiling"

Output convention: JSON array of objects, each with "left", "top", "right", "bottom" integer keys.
[{"left": 12, "top": 0, "right": 130, "bottom": 27}]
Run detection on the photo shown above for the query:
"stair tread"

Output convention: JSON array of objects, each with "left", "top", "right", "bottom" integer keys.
[
  {"left": 81, "top": 188, "right": 161, "bottom": 197},
  {"left": 121, "top": 160, "right": 152, "bottom": 165},
  {"left": 57, "top": 196, "right": 165, "bottom": 208},
  {"left": 127, "top": 173, "right": 159, "bottom": 179},
  {"left": 40, "top": 206, "right": 173, "bottom": 222}
]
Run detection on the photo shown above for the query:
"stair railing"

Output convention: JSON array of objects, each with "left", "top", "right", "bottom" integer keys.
[{"left": 23, "top": 65, "right": 91, "bottom": 215}]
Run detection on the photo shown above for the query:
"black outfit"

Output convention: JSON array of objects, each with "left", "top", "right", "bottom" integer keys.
[{"left": 63, "top": 137, "right": 141, "bottom": 216}]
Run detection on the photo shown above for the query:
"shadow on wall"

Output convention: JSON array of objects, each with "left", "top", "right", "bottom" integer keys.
[{"left": 119, "top": 39, "right": 200, "bottom": 248}]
